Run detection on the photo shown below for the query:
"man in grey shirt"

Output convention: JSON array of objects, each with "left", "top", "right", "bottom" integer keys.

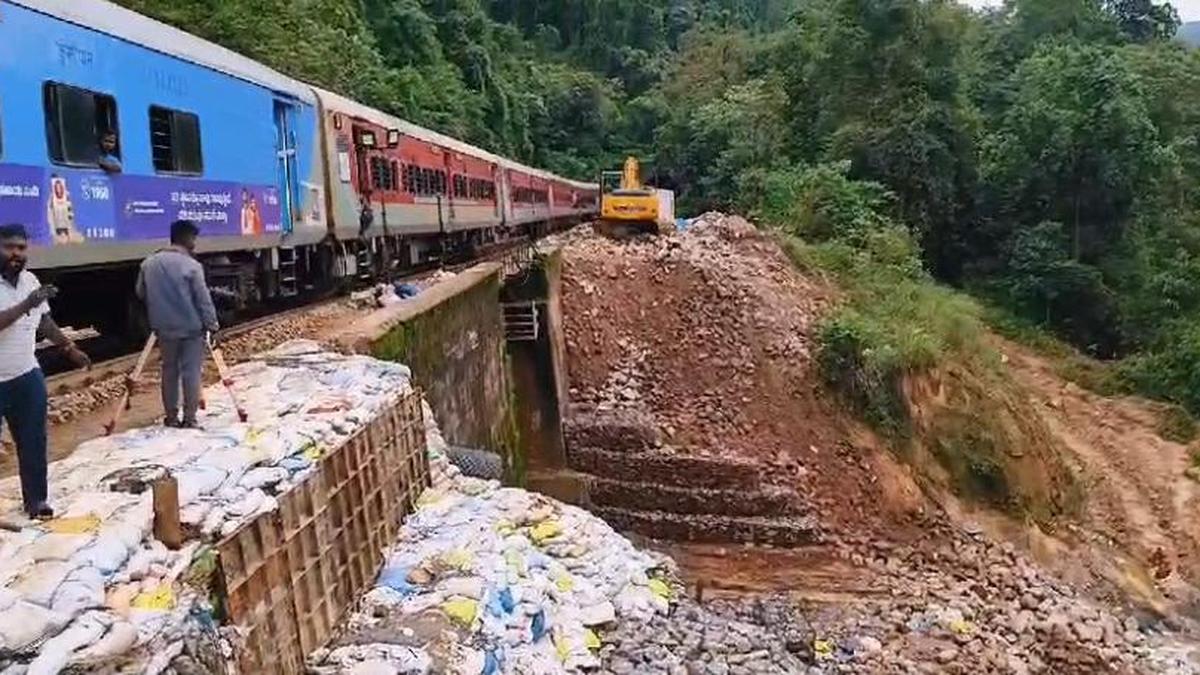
[{"left": 135, "top": 220, "right": 218, "bottom": 429}]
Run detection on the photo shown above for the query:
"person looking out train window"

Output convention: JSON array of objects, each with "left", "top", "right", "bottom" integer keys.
[{"left": 98, "top": 131, "right": 122, "bottom": 174}]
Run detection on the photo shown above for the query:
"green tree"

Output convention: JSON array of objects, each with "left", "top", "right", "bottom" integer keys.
[{"left": 981, "top": 42, "right": 1163, "bottom": 263}]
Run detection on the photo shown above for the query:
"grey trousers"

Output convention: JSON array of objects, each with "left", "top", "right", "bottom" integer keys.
[{"left": 159, "top": 335, "right": 205, "bottom": 423}]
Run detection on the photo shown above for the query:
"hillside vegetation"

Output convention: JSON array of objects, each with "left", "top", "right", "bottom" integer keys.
[{"left": 119, "top": 0, "right": 1200, "bottom": 421}]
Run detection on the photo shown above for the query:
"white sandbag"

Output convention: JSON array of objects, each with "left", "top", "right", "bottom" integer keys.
[
  {"left": 348, "top": 660, "right": 399, "bottom": 675},
  {"left": 223, "top": 488, "right": 265, "bottom": 518},
  {"left": 0, "top": 587, "right": 19, "bottom": 613},
  {"left": 0, "top": 600, "right": 70, "bottom": 652},
  {"left": 25, "top": 611, "right": 108, "bottom": 675},
  {"left": 50, "top": 565, "right": 104, "bottom": 616},
  {"left": 239, "top": 466, "right": 290, "bottom": 490},
  {"left": 20, "top": 533, "right": 93, "bottom": 563},
  {"left": 174, "top": 465, "right": 228, "bottom": 503},
  {"left": 142, "top": 639, "right": 183, "bottom": 675},
  {"left": 441, "top": 577, "right": 485, "bottom": 600},
  {"left": 74, "top": 501, "right": 152, "bottom": 575},
  {"left": 200, "top": 505, "right": 227, "bottom": 537},
  {"left": 178, "top": 501, "right": 212, "bottom": 527},
  {"left": 71, "top": 619, "right": 138, "bottom": 664},
  {"left": 9, "top": 560, "right": 77, "bottom": 608}
]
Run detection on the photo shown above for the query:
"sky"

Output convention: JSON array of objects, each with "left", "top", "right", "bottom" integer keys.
[{"left": 961, "top": 0, "right": 1200, "bottom": 22}]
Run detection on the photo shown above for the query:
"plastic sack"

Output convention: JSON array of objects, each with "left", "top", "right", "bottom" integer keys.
[
  {"left": 26, "top": 610, "right": 108, "bottom": 675},
  {"left": 51, "top": 565, "right": 104, "bottom": 616},
  {"left": 0, "top": 600, "right": 70, "bottom": 652},
  {"left": 442, "top": 598, "right": 478, "bottom": 627}
]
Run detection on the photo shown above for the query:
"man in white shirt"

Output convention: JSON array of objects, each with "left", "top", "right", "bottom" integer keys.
[{"left": 0, "top": 224, "right": 89, "bottom": 519}]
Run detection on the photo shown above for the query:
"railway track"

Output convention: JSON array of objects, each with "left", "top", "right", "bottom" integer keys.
[{"left": 44, "top": 235, "right": 548, "bottom": 399}]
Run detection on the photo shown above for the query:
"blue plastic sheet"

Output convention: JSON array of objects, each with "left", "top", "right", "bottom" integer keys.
[
  {"left": 377, "top": 566, "right": 417, "bottom": 596},
  {"left": 531, "top": 609, "right": 548, "bottom": 642}
]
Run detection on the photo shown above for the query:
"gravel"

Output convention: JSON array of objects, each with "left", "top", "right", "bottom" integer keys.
[{"left": 593, "top": 526, "right": 1199, "bottom": 673}]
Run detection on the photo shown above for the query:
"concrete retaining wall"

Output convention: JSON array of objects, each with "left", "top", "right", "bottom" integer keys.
[{"left": 335, "top": 264, "right": 517, "bottom": 472}]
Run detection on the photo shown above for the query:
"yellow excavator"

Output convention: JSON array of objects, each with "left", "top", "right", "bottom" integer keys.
[{"left": 597, "top": 157, "right": 665, "bottom": 238}]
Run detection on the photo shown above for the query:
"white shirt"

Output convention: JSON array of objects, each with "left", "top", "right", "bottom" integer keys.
[{"left": 0, "top": 270, "right": 48, "bottom": 382}]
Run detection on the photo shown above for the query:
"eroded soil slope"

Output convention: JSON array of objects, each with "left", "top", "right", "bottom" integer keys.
[{"left": 1001, "top": 342, "right": 1200, "bottom": 614}]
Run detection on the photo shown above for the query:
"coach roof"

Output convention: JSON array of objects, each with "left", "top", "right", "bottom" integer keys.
[{"left": 11, "top": 0, "right": 317, "bottom": 104}]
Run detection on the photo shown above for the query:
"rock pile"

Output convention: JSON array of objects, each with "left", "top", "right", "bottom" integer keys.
[
  {"left": 563, "top": 213, "right": 834, "bottom": 459},
  {"left": 825, "top": 527, "right": 1200, "bottom": 674},
  {"left": 584, "top": 526, "right": 1200, "bottom": 674},
  {"left": 559, "top": 213, "right": 904, "bottom": 541}
]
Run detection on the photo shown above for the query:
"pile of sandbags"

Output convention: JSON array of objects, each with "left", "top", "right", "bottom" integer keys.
[
  {"left": 0, "top": 341, "right": 415, "bottom": 673},
  {"left": 313, "top": 465, "right": 674, "bottom": 674}
]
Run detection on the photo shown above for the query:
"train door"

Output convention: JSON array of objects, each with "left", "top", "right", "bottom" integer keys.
[
  {"left": 273, "top": 99, "right": 301, "bottom": 235},
  {"left": 493, "top": 165, "right": 501, "bottom": 220},
  {"left": 439, "top": 152, "right": 452, "bottom": 230}
]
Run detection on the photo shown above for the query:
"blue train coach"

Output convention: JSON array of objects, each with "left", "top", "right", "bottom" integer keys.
[{"left": 0, "top": 0, "right": 328, "bottom": 338}]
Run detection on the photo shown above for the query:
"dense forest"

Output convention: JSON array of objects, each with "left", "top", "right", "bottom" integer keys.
[{"left": 118, "top": 0, "right": 1200, "bottom": 416}]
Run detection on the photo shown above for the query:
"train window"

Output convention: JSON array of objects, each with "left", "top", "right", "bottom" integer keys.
[
  {"left": 369, "top": 157, "right": 385, "bottom": 190},
  {"left": 44, "top": 82, "right": 119, "bottom": 167},
  {"left": 149, "top": 106, "right": 203, "bottom": 175},
  {"left": 391, "top": 161, "right": 399, "bottom": 191}
]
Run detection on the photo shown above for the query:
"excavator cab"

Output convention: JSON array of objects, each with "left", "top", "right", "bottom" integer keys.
[{"left": 597, "top": 157, "right": 663, "bottom": 238}]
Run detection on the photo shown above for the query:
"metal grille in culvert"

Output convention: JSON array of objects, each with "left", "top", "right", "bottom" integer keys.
[
  {"left": 216, "top": 391, "right": 429, "bottom": 674},
  {"left": 502, "top": 301, "right": 541, "bottom": 342},
  {"left": 445, "top": 445, "right": 504, "bottom": 480}
]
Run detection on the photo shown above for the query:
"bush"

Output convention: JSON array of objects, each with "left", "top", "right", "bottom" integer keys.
[
  {"left": 816, "top": 313, "right": 908, "bottom": 433},
  {"left": 770, "top": 163, "right": 986, "bottom": 435},
  {"left": 1119, "top": 322, "right": 1200, "bottom": 415},
  {"left": 1157, "top": 405, "right": 1198, "bottom": 444},
  {"left": 758, "top": 162, "right": 894, "bottom": 245}
]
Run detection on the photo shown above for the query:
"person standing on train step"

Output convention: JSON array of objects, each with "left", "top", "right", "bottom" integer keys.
[
  {"left": 135, "top": 220, "right": 218, "bottom": 429},
  {"left": 0, "top": 224, "right": 90, "bottom": 519}
]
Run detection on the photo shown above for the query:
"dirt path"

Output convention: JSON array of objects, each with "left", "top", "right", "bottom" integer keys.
[{"left": 1001, "top": 339, "right": 1200, "bottom": 614}]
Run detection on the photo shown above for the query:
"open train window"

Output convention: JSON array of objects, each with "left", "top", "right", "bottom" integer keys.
[
  {"left": 44, "top": 82, "right": 118, "bottom": 167},
  {"left": 149, "top": 106, "right": 203, "bottom": 175}
]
